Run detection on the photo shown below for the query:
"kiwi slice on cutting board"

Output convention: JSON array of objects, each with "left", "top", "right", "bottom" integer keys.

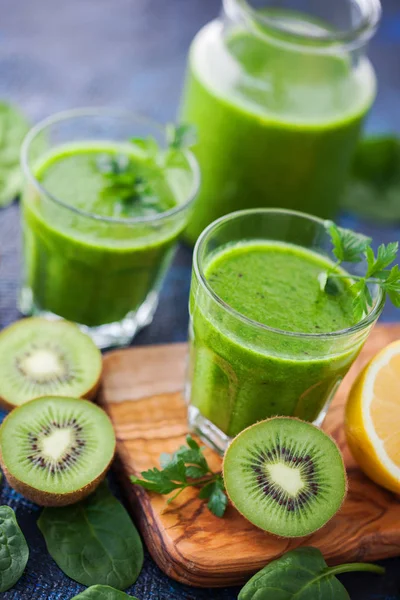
[
  {"left": 223, "top": 417, "right": 347, "bottom": 538},
  {"left": 0, "top": 318, "right": 102, "bottom": 409},
  {"left": 0, "top": 396, "right": 116, "bottom": 506}
]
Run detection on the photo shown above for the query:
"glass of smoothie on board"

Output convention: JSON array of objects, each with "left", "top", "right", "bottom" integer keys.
[
  {"left": 20, "top": 109, "right": 199, "bottom": 348},
  {"left": 180, "top": 0, "right": 381, "bottom": 245},
  {"left": 186, "top": 209, "right": 384, "bottom": 454}
]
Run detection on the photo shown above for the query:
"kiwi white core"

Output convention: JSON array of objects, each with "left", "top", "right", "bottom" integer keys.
[
  {"left": 42, "top": 429, "right": 73, "bottom": 461},
  {"left": 267, "top": 463, "right": 305, "bottom": 496},
  {"left": 18, "top": 348, "right": 68, "bottom": 381}
]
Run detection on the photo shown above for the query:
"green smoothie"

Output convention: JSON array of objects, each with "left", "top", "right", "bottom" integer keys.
[
  {"left": 189, "top": 240, "right": 360, "bottom": 437},
  {"left": 22, "top": 141, "right": 194, "bottom": 327},
  {"left": 180, "top": 17, "right": 376, "bottom": 244}
]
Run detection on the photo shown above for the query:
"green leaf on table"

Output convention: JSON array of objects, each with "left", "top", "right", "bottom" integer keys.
[
  {"left": 131, "top": 457, "right": 187, "bottom": 494},
  {"left": 153, "top": 435, "right": 209, "bottom": 480},
  {"left": 342, "top": 135, "right": 400, "bottom": 222},
  {"left": 325, "top": 221, "right": 371, "bottom": 263},
  {"left": 198, "top": 476, "right": 228, "bottom": 518},
  {"left": 131, "top": 435, "right": 228, "bottom": 517},
  {"left": 71, "top": 585, "right": 139, "bottom": 600},
  {"left": 238, "top": 547, "right": 384, "bottom": 600},
  {"left": 0, "top": 102, "right": 31, "bottom": 207},
  {"left": 0, "top": 505, "right": 29, "bottom": 592},
  {"left": 38, "top": 482, "right": 143, "bottom": 590}
]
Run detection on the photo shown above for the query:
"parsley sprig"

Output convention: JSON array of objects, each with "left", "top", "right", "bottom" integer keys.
[
  {"left": 95, "top": 154, "right": 157, "bottom": 210},
  {"left": 94, "top": 123, "right": 196, "bottom": 211},
  {"left": 130, "top": 435, "right": 228, "bottom": 518},
  {"left": 321, "top": 221, "right": 400, "bottom": 320}
]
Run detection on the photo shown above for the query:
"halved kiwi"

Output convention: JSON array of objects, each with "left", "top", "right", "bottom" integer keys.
[
  {"left": 0, "top": 318, "right": 102, "bottom": 409},
  {"left": 223, "top": 417, "right": 347, "bottom": 538},
  {"left": 0, "top": 396, "right": 116, "bottom": 506}
]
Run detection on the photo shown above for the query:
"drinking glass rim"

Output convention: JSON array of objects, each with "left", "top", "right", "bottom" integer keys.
[
  {"left": 20, "top": 107, "right": 201, "bottom": 225},
  {"left": 223, "top": 0, "right": 382, "bottom": 50},
  {"left": 193, "top": 208, "right": 385, "bottom": 340}
]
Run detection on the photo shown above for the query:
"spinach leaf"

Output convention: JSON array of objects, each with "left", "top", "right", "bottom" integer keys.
[
  {"left": 238, "top": 547, "right": 384, "bottom": 600},
  {"left": 0, "top": 505, "right": 29, "bottom": 592},
  {"left": 38, "top": 482, "right": 143, "bottom": 590},
  {"left": 71, "top": 584, "right": 139, "bottom": 599},
  {"left": 342, "top": 135, "right": 400, "bottom": 222},
  {"left": 0, "top": 103, "right": 31, "bottom": 207}
]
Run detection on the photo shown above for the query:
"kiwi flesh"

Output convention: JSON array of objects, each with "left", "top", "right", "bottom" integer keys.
[
  {"left": 0, "top": 396, "right": 116, "bottom": 506},
  {"left": 0, "top": 318, "right": 102, "bottom": 409},
  {"left": 223, "top": 417, "right": 347, "bottom": 538}
]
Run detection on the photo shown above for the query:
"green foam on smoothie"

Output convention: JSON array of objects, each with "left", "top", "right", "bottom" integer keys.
[{"left": 204, "top": 241, "right": 356, "bottom": 334}]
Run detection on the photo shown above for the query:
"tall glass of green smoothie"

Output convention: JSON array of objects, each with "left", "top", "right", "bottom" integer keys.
[
  {"left": 186, "top": 209, "right": 384, "bottom": 454},
  {"left": 20, "top": 109, "right": 199, "bottom": 348},
  {"left": 180, "top": 0, "right": 381, "bottom": 244}
]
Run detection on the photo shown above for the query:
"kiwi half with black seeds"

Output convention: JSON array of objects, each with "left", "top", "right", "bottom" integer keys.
[
  {"left": 223, "top": 417, "right": 347, "bottom": 538},
  {"left": 0, "top": 396, "right": 116, "bottom": 506},
  {"left": 0, "top": 318, "right": 102, "bottom": 409}
]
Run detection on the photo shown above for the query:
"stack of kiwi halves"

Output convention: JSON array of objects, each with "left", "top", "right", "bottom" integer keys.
[{"left": 0, "top": 317, "right": 115, "bottom": 506}]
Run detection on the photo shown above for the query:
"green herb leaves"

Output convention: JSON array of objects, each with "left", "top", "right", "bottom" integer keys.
[
  {"left": 95, "top": 154, "right": 158, "bottom": 216},
  {"left": 0, "top": 103, "right": 31, "bottom": 207},
  {"left": 323, "top": 221, "right": 400, "bottom": 320},
  {"left": 0, "top": 506, "right": 29, "bottom": 592},
  {"left": 94, "top": 122, "right": 196, "bottom": 214},
  {"left": 327, "top": 221, "right": 371, "bottom": 264},
  {"left": 38, "top": 483, "right": 143, "bottom": 590},
  {"left": 166, "top": 123, "right": 197, "bottom": 151},
  {"left": 71, "top": 585, "right": 139, "bottom": 599},
  {"left": 131, "top": 435, "right": 228, "bottom": 517},
  {"left": 238, "top": 547, "right": 384, "bottom": 600}
]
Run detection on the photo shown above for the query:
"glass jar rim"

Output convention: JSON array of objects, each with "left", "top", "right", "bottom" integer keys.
[
  {"left": 193, "top": 208, "right": 385, "bottom": 340},
  {"left": 223, "top": 0, "right": 382, "bottom": 50},
  {"left": 20, "top": 107, "right": 201, "bottom": 225}
]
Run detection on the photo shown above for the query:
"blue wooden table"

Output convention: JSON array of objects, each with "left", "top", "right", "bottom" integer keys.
[{"left": 0, "top": 1, "right": 400, "bottom": 598}]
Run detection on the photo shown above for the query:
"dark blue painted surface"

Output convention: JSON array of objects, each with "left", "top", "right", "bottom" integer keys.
[{"left": 0, "top": 1, "right": 400, "bottom": 598}]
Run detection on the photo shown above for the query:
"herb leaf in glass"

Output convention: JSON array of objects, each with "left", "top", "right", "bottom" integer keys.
[
  {"left": 186, "top": 209, "right": 386, "bottom": 454},
  {"left": 20, "top": 109, "right": 199, "bottom": 348}
]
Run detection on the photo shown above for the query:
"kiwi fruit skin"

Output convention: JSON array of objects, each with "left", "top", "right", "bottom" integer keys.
[
  {"left": 0, "top": 461, "right": 109, "bottom": 507},
  {"left": 0, "top": 317, "right": 103, "bottom": 410},
  {"left": 0, "top": 396, "right": 116, "bottom": 507},
  {"left": 222, "top": 417, "right": 348, "bottom": 538}
]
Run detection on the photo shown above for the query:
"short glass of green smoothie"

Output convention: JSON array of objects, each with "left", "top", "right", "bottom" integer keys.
[
  {"left": 20, "top": 109, "right": 199, "bottom": 348},
  {"left": 186, "top": 209, "right": 384, "bottom": 454},
  {"left": 180, "top": 0, "right": 381, "bottom": 244}
]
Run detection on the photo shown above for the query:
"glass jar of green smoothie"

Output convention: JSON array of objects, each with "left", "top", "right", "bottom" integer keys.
[
  {"left": 20, "top": 109, "right": 200, "bottom": 348},
  {"left": 186, "top": 209, "right": 384, "bottom": 454},
  {"left": 180, "top": 0, "right": 381, "bottom": 245}
]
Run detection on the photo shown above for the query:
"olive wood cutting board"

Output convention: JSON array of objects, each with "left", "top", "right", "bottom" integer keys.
[{"left": 98, "top": 324, "right": 400, "bottom": 588}]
